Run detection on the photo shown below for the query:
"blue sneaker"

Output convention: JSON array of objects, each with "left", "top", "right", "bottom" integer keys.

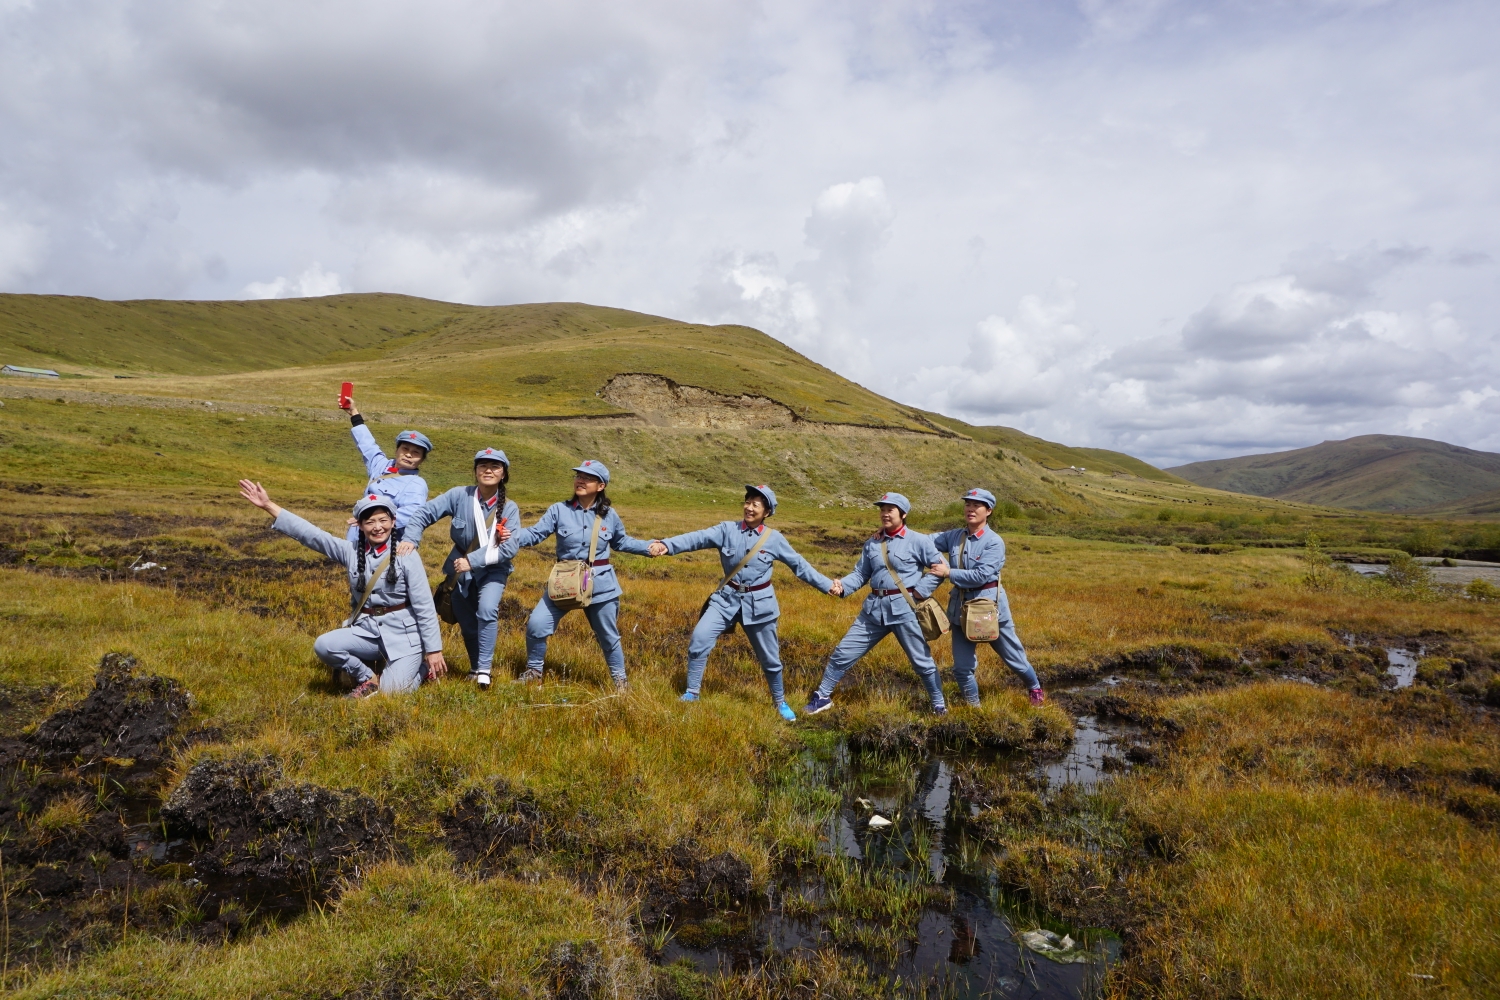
[
  {"left": 679, "top": 691, "right": 700, "bottom": 702},
  {"left": 806, "top": 694, "right": 834, "bottom": 715},
  {"left": 777, "top": 701, "right": 797, "bottom": 722}
]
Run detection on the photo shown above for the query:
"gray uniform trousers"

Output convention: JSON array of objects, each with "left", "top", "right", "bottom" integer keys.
[
  {"left": 525, "top": 596, "right": 625, "bottom": 683},
  {"left": 313, "top": 616, "right": 428, "bottom": 693},
  {"left": 687, "top": 601, "right": 786, "bottom": 703},
  {"left": 815, "top": 612, "right": 945, "bottom": 710}
]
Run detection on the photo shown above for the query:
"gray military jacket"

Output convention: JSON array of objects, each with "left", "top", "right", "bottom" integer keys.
[{"left": 273, "top": 509, "right": 444, "bottom": 658}]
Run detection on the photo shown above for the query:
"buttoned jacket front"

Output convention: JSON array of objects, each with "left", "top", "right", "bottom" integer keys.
[
  {"left": 930, "top": 526, "right": 1013, "bottom": 621},
  {"left": 664, "top": 521, "right": 834, "bottom": 626},
  {"left": 514, "top": 501, "right": 652, "bottom": 604},
  {"left": 351, "top": 423, "right": 430, "bottom": 529},
  {"left": 274, "top": 509, "right": 443, "bottom": 657},
  {"left": 839, "top": 528, "right": 944, "bottom": 626},
  {"left": 404, "top": 486, "right": 522, "bottom": 577}
]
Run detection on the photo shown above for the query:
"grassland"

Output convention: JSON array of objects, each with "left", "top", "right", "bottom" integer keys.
[{"left": 2, "top": 303, "right": 1499, "bottom": 998}]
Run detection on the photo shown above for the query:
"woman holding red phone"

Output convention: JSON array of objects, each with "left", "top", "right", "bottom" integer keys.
[{"left": 338, "top": 386, "right": 433, "bottom": 543}]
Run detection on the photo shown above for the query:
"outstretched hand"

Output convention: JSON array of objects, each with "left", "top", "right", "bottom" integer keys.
[
  {"left": 648, "top": 540, "right": 668, "bottom": 557},
  {"left": 238, "top": 479, "right": 282, "bottom": 519}
]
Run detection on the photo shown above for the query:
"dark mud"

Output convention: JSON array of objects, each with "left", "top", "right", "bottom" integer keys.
[{"left": 0, "top": 654, "right": 395, "bottom": 973}]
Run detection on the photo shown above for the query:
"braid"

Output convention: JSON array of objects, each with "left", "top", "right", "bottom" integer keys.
[
  {"left": 386, "top": 546, "right": 399, "bottom": 588},
  {"left": 356, "top": 529, "right": 367, "bottom": 590},
  {"left": 494, "top": 480, "right": 507, "bottom": 513}
]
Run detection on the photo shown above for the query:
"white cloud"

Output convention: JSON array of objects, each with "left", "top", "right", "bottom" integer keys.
[
  {"left": 1, "top": 0, "right": 1498, "bottom": 464},
  {"left": 242, "top": 262, "right": 345, "bottom": 299}
]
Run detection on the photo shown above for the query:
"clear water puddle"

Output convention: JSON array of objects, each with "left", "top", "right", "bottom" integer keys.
[
  {"left": 663, "top": 745, "right": 1117, "bottom": 998},
  {"left": 1385, "top": 647, "right": 1421, "bottom": 689}
]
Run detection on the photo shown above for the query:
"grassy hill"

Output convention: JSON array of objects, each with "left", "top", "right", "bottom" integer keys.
[
  {"left": 2, "top": 291, "right": 1164, "bottom": 479},
  {"left": 1168, "top": 434, "right": 1500, "bottom": 512}
]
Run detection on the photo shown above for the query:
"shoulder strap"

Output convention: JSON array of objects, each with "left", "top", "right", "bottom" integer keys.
[
  {"left": 718, "top": 529, "right": 773, "bottom": 589},
  {"left": 955, "top": 536, "right": 966, "bottom": 570},
  {"left": 351, "top": 553, "right": 392, "bottom": 619},
  {"left": 585, "top": 512, "right": 603, "bottom": 564},
  {"left": 879, "top": 540, "right": 919, "bottom": 611}
]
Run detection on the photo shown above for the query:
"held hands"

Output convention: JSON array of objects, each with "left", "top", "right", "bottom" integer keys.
[
  {"left": 647, "top": 540, "right": 668, "bottom": 557},
  {"left": 424, "top": 651, "right": 448, "bottom": 681},
  {"left": 829, "top": 580, "right": 844, "bottom": 597}
]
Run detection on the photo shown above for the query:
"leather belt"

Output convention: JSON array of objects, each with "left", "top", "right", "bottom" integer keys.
[
  {"left": 363, "top": 602, "right": 409, "bottom": 617},
  {"left": 964, "top": 582, "right": 998, "bottom": 591},
  {"left": 872, "top": 588, "right": 904, "bottom": 597},
  {"left": 591, "top": 559, "right": 611, "bottom": 567},
  {"left": 727, "top": 580, "right": 772, "bottom": 593}
]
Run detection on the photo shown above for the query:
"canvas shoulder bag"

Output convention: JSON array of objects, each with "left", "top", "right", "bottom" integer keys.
[
  {"left": 546, "top": 511, "right": 603, "bottom": 611},
  {"left": 344, "top": 553, "right": 392, "bottom": 627},
  {"left": 698, "top": 528, "right": 774, "bottom": 633},
  {"left": 879, "top": 540, "right": 951, "bottom": 642},
  {"left": 955, "top": 537, "right": 1001, "bottom": 642}
]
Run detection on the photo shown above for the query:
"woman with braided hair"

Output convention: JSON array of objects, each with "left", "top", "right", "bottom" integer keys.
[
  {"left": 397, "top": 448, "right": 521, "bottom": 689},
  {"left": 238, "top": 480, "right": 447, "bottom": 698}
]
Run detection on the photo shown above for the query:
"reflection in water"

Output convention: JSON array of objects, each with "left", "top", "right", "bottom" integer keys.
[
  {"left": 665, "top": 747, "right": 1117, "bottom": 998},
  {"left": 1385, "top": 647, "right": 1420, "bottom": 688}
]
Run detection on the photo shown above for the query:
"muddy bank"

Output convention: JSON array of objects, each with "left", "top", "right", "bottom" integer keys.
[{"left": 0, "top": 654, "right": 396, "bottom": 972}]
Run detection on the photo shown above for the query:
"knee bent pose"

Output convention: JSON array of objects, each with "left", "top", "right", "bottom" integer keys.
[
  {"left": 647, "top": 484, "right": 838, "bottom": 721},
  {"left": 807, "top": 492, "right": 949, "bottom": 716},
  {"left": 928, "top": 488, "right": 1044, "bottom": 707},
  {"left": 239, "top": 480, "right": 447, "bottom": 699},
  {"left": 398, "top": 448, "right": 520, "bottom": 690},
  {"left": 511, "top": 460, "right": 653, "bottom": 690}
]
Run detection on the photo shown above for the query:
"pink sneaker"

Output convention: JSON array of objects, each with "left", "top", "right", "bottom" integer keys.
[
  {"left": 347, "top": 678, "right": 380, "bottom": 700},
  {"left": 1029, "top": 687, "right": 1046, "bottom": 707}
]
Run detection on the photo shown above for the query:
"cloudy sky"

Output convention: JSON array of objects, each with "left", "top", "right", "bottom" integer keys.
[{"left": 2, "top": 0, "right": 1496, "bottom": 466}]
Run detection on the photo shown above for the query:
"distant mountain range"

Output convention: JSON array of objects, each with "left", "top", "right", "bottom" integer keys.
[{"left": 1168, "top": 435, "right": 1500, "bottom": 513}]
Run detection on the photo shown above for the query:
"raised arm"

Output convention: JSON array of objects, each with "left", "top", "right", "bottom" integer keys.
[
  {"left": 350, "top": 420, "right": 390, "bottom": 479},
  {"left": 400, "top": 488, "right": 458, "bottom": 550},
  {"left": 769, "top": 533, "right": 835, "bottom": 593},
  {"left": 239, "top": 479, "right": 353, "bottom": 564},
  {"left": 513, "top": 504, "right": 560, "bottom": 549},
  {"left": 660, "top": 523, "right": 728, "bottom": 557},
  {"left": 607, "top": 509, "right": 654, "bottom": 557}
]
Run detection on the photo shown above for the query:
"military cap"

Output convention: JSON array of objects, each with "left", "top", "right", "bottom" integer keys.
[
  {"left": 353, "top": 494, "right": 397, "bottom": 520},
  {"left": 874, "top": 492, "right": 911, "bottom": 515},
  {"left": 745, "top": 483, "right": 778, "bottom": 516},
  {"left": 395, "top": 430, "right": 433, "bottom": 453},
  {"left": 572, "top": 459, "right": 610, "bottom": 484},
  {"left": 961, "top": 487, "right": 997, "bottom": 509},
  {"left": 473, "top": 447, "right": 510, "bottom": 467}
]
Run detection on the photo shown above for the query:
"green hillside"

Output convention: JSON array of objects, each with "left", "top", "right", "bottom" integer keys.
[
  {"left": 1169, "top": 434, "right": 1500, "bottom": 512},
  {"left": 1, "top": 292, "right": 1163, "bottom": 477}
]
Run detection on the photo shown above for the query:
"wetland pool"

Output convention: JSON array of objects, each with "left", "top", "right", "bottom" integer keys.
[{"left": 663, "top": 741, "right": 1120, "bottom": 998}]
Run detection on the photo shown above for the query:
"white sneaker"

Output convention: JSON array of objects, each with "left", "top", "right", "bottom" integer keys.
[{"left": 474, "top": 672, "right": 491, "bottom": 690}]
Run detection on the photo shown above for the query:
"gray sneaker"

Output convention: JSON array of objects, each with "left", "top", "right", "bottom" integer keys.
[{"left": 514, "top": 668, "right": 543, "bottom": 684}]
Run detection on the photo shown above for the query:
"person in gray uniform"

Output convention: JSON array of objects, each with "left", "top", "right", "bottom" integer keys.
[
  {"left": 928, "top": 487, "right": 1045, "bottom": 707},
  {"left": 238, "top": 480, "right": 447, "bottom": 698},
  {"left": 397, "top": 447, "right": 520, "bottom": 690},
  {"left": 806, "top": 492, "right": 949, "bottom": 716},
  {"left": 646, "top": 483, "right": 836, "bottom": 721},
  {"left": 512, "top": 460, "right": 653, "bottom": 690},
  {"left": 340, "top": 395, "right": 432, "bottom": 542}
]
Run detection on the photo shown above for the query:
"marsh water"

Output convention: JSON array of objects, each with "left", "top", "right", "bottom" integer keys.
[{"left": 663, "top": 737, "right": 1121, "bottom": 998}]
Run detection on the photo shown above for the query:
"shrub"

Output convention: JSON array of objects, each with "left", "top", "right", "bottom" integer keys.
[{"left": 1467, "top": 579, "right": 1500, "bottom": 601}]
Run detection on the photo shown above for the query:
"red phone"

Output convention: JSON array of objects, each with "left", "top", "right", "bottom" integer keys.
[{"left": 339, "top": 382, "right": 354, "bottom": 409}]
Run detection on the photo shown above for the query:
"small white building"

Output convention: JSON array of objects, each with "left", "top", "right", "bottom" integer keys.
[{"left": 2, "top": 365, "right": 60, "bottom": 378}]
